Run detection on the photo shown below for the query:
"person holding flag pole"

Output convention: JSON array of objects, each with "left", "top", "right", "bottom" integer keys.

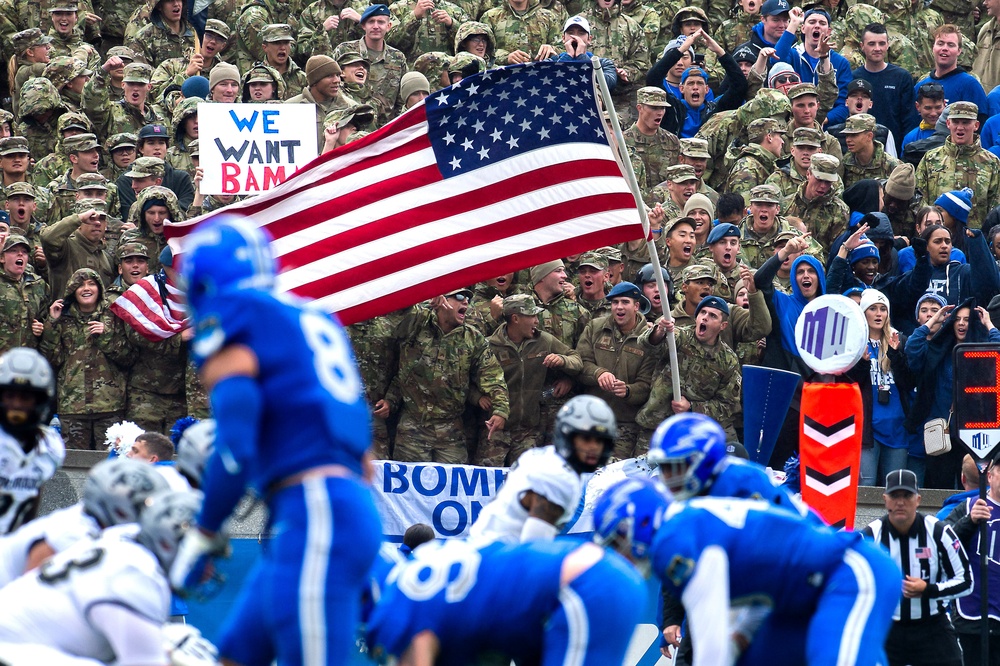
[{"left": 592, "top": 56, "right": 682, "bottom": 403}]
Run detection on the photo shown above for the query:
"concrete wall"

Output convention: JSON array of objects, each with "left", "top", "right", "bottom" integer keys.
[{"left": 44, "top": 454, "right": 962, "bottom": 534}]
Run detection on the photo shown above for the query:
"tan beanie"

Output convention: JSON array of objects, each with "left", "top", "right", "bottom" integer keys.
[
  {"left": 530, "top": 259, "right": 565, "bottom": 286},
  {"left": 683, "top": 192, "right": 715, "bottom": 220},
  {"left": 209, "top": 62, "right": 240, "bottom": 90},
  {"left": 306, "top": 55, "right": 342, "bottom": 87},
  {"left": 399, "top": 71, "right": 430, "bottom": 102},
  {"left": 884, "top": 163, "right": 915, "bottom": 200}
]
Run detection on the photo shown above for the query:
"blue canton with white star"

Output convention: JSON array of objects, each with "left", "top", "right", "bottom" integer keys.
[{"left": 425, "top": 61, "right": 606, "bottom": 177}]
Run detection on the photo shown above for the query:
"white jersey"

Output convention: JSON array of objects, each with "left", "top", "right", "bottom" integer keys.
[
  {"left": 0, "top": 503, "right": 100, "bottom": 589},
  {"left": 0, "top": 425, "right": 66, "bottom": 534},
  {"left": 154, "top": 464, "right": 192, "bottom": 491},
  {"left": 468, "top": 445, "right": 581, "bottom": 545},
  {"left": 0, "top": 524, "right": 170, "bottom": 663}
]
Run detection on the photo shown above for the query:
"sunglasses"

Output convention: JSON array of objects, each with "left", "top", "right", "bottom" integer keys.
[
  {"left": 448, "top": 293, "right": 470, "bottom": 302},
  {"left": 773, "top": 74, "right": 800, "bottom": 85},
  {"left": 918, "top": 83, "right": 944, "bottom": 96}
]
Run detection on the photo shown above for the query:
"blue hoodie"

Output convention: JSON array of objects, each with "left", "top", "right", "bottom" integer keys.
[
  {"left": 773, "top": 31, "right": 851, "bottom": 124},
  {"left": 774, "top": 255, "right": 827, "bottom": 356},
  {"left": 754, "top": 252, "right": 827, "bottom": 374}
]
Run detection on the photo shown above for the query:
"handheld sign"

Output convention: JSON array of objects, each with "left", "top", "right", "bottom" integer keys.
[
  {"left": 794, "top": 294, "right": 867, "bottom": 375},
  {"left": 198, "top": 103, "right": 318, "bottom": 196},
  {"left": 954, "top": 343, "right": 1000, "bottom": 462}
]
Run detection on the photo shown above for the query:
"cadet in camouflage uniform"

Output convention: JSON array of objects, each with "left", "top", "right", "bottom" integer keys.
[
  {"left": 623, "top": 87, "right": 681, "bottom": 189},
  {"left": 916, "top": 102, "right": 1000, "bottom": 230},
  {"left": 464, "top": 273, "right": 525, "bottom": 336},
  {"left": 454, "top": 20, "right": 496, "bottom": 67},
  {"left": 103, "top": 47, "right": 137, "bottom": 101},
  {"left": 332, "top": 5, "right": 408, "bottom": 124},
  {"left": 74, "top": 173, "right": 123, "bottom": 248},
  {"left": 337, "top": 51, "right": 380, "bottom": 113},
  {"left": 120, "top": 186, "right": 184, "bottom": 273},
  {"left": 832, "top": 4, "right": 922, "bottom": 76},
  {"left": 840, "top": 114, "right": 899, "bottom": 190},
  {"left": 388, "top": 0, "right": 470, "bottom": 62},
  {"left": 127, "top": 0, "right": 198, "bottom": 68},
  {"left": 575, "top": 281, "right": 655, "bottom": 458},
  {"left": 718, "top": 1, "right": 758, "bottom": 54},
  {"left": 637, "top": 295, "right": 742, "bottom": 439},
  {"left": 0, "top": 234, "right": 49, "bottom": 353},
  {"left": 29, "top": 111, "right": 92, "bottom": 191},
  {"left": 0, "top": 0, "right": 98, "bottom": 61},
  {"left": 0, "top": 138, "right": 55, "bottom": 224},
  {"left": 39, "top": 267, "right": 133, "bottom": 450},
  {"left": 231, "top": 0, "right": 287, "bottom": 71},
  {"left": 296, "top": 0, "right": 367, "bottom": 61},
  {"left": 738, "top": 184, "right": 824, "bottom": 268},
  {"left": 149, "top": 19, "right": 231, "bottom": 102},
  {"left": 102, "top": 133, "right": 137, "bottom": 182},
  {"left": 620, "top": 0, "right": 662, "bottom": 56},
  {"left": 385, "top": 289, "right": 510, "bottom": 464},
  {"left": 44, "top": 56, "right": 91, "bottom": 113},
  {"left": 575, "top": 251, "right": 612, "bottom": 319},
  {"left": 45, "top": 0, "right": 101, "bottom": 72},
  {"left": 347, "top": 313, "right": 400, "bottom": 459},
  {"left": 482, "top": 294, "right": 582, "bottom": 466},
  {"left": 765, "top": 126, "right": 822, "bottom": 198},
  {"left": 83, "top": 62, "right": 165, "bottom": 143},
  {"left": 40, "top": 197, "right": 116, "bottom": 299},
  {"left": 413, "top": 51, "right": 451, "bottom": 92},
  {"left": 481, "top": 0, "right": 562, "bottom": 65},
  {"left": 530, "top": 259, "right": 591, "bottom": 348},
  {"left": 166, "top": 98, "right": 199, "bottom": 179},
  {"left": 16, "top": 78, "right": 67, "bottom": 159},
  {"left": 3, "top": 183, "right": 52, "bottom": 267},
  {"left": 725, "top": 117, "right": 786, "bottom": 205},
  {"left": 258, "top": 24, "right": 310, "bottom": 99},
  {"left": 782, "top": 153, "right": 850, "bottom": 252},
  {"left": 678, "top": 138, "right": 719, "bottom": 205},
  {"left": 106, "top": 241, "right": 149, "bottom": 299},
  {"left": 578, "top": 0, "right": 649, "bottom": 113},
  {"left": 10, "top": 28, "right": 53, "bottom": 119},
  {"left": 45, "top": 133, "right": 108, "bottom": 222},
  {"left": 783, "top": 83, "right": 843, "bottom": 162},
  {"left": 650, "top": 163, "right": 698, "bottom": 220}
]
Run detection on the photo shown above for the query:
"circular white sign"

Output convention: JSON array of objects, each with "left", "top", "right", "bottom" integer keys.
[{"left": 794, "top": 294, "right": 868, "bottom": 375}]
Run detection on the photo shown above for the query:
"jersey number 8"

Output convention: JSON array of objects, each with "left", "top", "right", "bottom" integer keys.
[{"left": 301, "top": 311, "right": 363, "bottom": 404}]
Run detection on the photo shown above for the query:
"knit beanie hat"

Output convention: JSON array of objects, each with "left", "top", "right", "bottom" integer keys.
[
  {"left": 530, "top": 259, "right": 564, "bottom": 285},
  {"left": 208, "top": 63, "right": 239, "bottom": 90},
  {"left": 884, "top": 163, "right": 915, "bottom": 200},
  {"left": 859, "top": 288, "right": 890, "bottom": 314},
  {"left": 683, "top": 193, "right": 715, "bottom": 220},
  {"left": 181, "top": 75, "right": 210, "bottom": 100},
  {"left": 399, "top": 71, "right": 430, "bottom": 101},
  {"left": 306, "top": 55, "right": 341, "bottom": 86},
  {"left": 914, "top": 292, "right": 947, "bottom": 320},
  {"left": 935, "top": 188, "right": 973, "bottom": 225},
  {"left": 849, "top": 241, "right": 880, "bottom": 265},
  {"left": 767, "top": 62, "right": 797, "bottom": 89}
]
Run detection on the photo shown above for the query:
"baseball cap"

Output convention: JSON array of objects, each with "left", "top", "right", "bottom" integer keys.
[
  {"left": 577, "top": 251, "right": 608, "bottom": 271},
  {"left": 117, "top": 242, "right": 150, "bottom": 262},
  {"left": 786, "top": 82, "right": 819, "bottom": 100},
  {"left": 4, "top": 182, "right": 35, "bottom": 199},
  {"left": 123, "top": 156, "right": 165, "bottom": 178},
  {"left": 261, "top": 23, "right": 294, "bottom": 43},
  {"left": 138, "top": 124, "right": 169, "bottom": 142},
  {"left": 2, "top": 235, "right": 30, "bottom": 252},
  {"left": 681, "top": 67, "right": 708, "bottom": 84},
  {"left": 791, "top": 127, "right": 824, "bottom": 147},
  {"left": 747, "top": 117, "right": 786, "bottom": 143},
  {"left": 106, "top": 46, "right": 137, "bottom": 62},
  {"left": 0, "top": 137, "right": 30, "bottom": 156},
  {"left": 122, "top": 62, "right": 152, "bottom": 84},
  {"left": 846, "top": 79, "right": 873, "bottom": 98},
  {"left": 563, "top": 15, "right": 591, "bottom": 33},
  {"left": 885, "top": 469, "right": 918, "bottom": 494},
  {"left": 681, "top": 263, "right": 717, "bottom": 283},
  {"left": 63, "top": 133, "right": 99, "bottom": 153},
  {"left": 105, "top": 133, "right": 137, "bottom": 151},
  {"left": 695, "top": 295, "right": 729, "bottom": 317},
  {"left": 204, "top": 19, "right": 231, "bottom": 40},
  {"left": 809, "top": 153, "right": 840, "bottom": 182},
  {"left": 337, "top": 51, "right": 370, "bottom": 69},
  {"left": 680, "top": 137, "right": 711, "bottom": 159},
  {"left": 503, "top": 294, "right": 543, "bottom": 316},
  {"left": 949, "top": 101, "right": 979, "bottom": 120},
  {"left": 750, "top": 184, "right": 782, "bottom": 203},
  {"left": 841, "top": 113, "right": 876, "bottom": 134},
  {"left": 761, "top": 0, "right": 791, "bottom": 15},
  {"left": 75, "top": 172, "right": 108, "bottom": 191},
  {"left": 636, "top": 86, "right": 668, "bottom": 107},
  {"left": 665, "top": 164, "right": 699, "bottom": 183},
  {"left": 12, "top": 28, "right": 52, "bottom": 55}
]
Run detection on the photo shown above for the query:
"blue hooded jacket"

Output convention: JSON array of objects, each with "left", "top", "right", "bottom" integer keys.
[{"left": 754, "top": 252, "right": 826, "bottom": 375}]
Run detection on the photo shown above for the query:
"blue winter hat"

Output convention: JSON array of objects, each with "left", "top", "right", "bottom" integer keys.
[
  {"left": 181, "top": 75, "right": 210, "bottom": 100},
  {"left": 914, "top": 292, "right": 947, "bottom": 319},
  {"left": 849, "top": 241, "right": 879, "bottom": 264},
  {"left": 360, "top": 4, "right": 390, "bottom": 23},
  {"left": 707, "top": 222, "right": 740, "bottom": 244},
  {"left": 935, "top": 188, "right": 973, "bottom": 225}
]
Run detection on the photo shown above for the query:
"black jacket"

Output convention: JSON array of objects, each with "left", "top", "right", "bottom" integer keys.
[{"left": 116, "top": 162, "right": 194, "bottom": 220}]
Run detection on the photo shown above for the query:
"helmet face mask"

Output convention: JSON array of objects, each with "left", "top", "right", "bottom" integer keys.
[
  {"left": 0, "top": 348, "right": 55, "bottom": 435},
  {"left": 647, "top": 413, "right": 727, "bottom": 499},
  {"left": 553, "top": 396, "right": 618, "bottom": 473},
  {"left": 656, "top": 458, "right": 698, "bottom": 499},
  {"left": 592, "top": 478, "right": 671, "bottom": 567}
]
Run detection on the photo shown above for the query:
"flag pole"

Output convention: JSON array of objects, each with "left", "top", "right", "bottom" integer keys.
[{"left": 590, "top": 57, "right": 681, "bottom": 401}]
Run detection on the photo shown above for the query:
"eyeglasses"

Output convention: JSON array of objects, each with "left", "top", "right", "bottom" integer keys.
[{"left": 773, "top": 74, "right": 800, "bottom": 85}]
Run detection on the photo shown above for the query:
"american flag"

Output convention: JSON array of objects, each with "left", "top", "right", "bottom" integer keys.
[
  {"left": 167, "top": 60, "right": 645, "bottom": 325},
  {"left": 915, "top": 547, "right": 932, "bottom": 559},
  {"left": 110, "top": 275, "right": 189, "bottom": 342}
]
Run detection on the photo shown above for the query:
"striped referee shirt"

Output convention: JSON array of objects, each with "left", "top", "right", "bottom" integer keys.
[{"left": 863, "top": 512, "right": 972, "bottom": 622}]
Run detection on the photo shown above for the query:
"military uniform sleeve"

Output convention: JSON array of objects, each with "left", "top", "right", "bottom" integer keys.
[
  {"left": 472, "top": 337, "right": 509, "bottom": 419},
  {"left": 688, "top": 347, "right": 741, "bottom": 425},
  {"left": 82, "top": 70, "right": 113, "bottom": 139},
  {"left": 388, "top": 1, "right": 420, "bottom": 54},
  {"left": 575, "top": 319, "right": 607, "bottom": 384},
  {"left": 38, "top": 321, "right": 65, "bottom": 370},
  {"left": 550, "top": 335, "right": 583, "bottom": 377},
  {"left": 96, "top": 308, "right": 138, "bottom": 367},
  {"left": 39, "top": 213, "right": 83, "bottom": 263},
  {"left": 729, "top": 289, "right": 771, "bottom": 343},
  {"left": 626, "top": 336, "right": 656, "bottom": 406}
]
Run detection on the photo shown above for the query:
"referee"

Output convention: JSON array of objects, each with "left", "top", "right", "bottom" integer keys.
[{"left": 862, "top": 469, "right": 972, "bottom": 666}]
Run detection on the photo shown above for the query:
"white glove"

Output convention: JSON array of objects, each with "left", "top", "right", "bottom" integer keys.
[
  {"left": 169, "top": 528, "right": 229, "bottom": 593},
  {"left": 163, "top": 623, "right": 220, "bottom": 666}
]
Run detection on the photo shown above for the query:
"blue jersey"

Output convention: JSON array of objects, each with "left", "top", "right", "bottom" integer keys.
[
  {"left": 191, "top": 290, "right": 370, "bottom": 487},
  {"left": 368, "top": 539, "right": 586, "bottom": 664},
  {"left": 652, "top": 498, "right": 860, "bottom": 615},
  {"left": 710, "top": 458, "right": 801, "bottom": 510}
]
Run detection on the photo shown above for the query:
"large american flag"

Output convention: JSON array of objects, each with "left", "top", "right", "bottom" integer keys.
[{"left": 167, "top": 60, "right": 645, "bottom": 325}]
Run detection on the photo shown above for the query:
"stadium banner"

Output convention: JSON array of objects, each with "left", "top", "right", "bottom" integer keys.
[
  {"left": 197, "top": 103, "right": 318, "bottom": 196},
  {"left": 799, "top": 382, "right": 863, "bottom": 529}
]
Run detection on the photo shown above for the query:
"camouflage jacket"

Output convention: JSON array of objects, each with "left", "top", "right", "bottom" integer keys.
[
  {"left": 0, "top": 269, "right": 49, "bottom": 353},
  {"left": 620, "top": 1, "right": 663, "bottom": 57},
  {"left": 47, "top": 31, "right": 102, "bottom": 72},
  {"left": 535, "top": 290, "right": 590, "bottom": 347},
  {"left": 842, "top": 142, "right": 900, "bottom": 191},
  {"left": 915, "top": 138, "right": 1000, "bottom": 230},
  {"left": 296, "top": 0, "right": 367, "bottom": 60},
  {"left": 389, "top": 0, "right": 470, "bottom": 61},
  {"left": 488, "top": 324, "right": 582, "bottom": 428},
  {"left": 39, "top": 299, "right": 133, "bottom": 415},
  {"left": 120, "top": 316, "right": 187, "bottom": 396},
  {"left": 780, "top": 121, "right": 843, "bottom": 163},
  {"left": 285, "top": 85, "right": 360, "bottom": 149},
  {"left": 127, "top": 16, "right": 197, "bottom": 68},
  {"left": 577, "top": 6, "right": 649, "bottom": 99},
  {"left": 764, "top": 162, "right": 807, "bottom": 199},
  {"left": 166, "top": 141, "right": 197, "bottom": 180},
  {"left": 46, "top": 170, "right": 121, "bottom": 222},
  {"left": 636, "top": 324, "right": 741, "bottom": 433},
  {"left": 150, "top": 52, "right": 223, "bottom": 102},
  {"left": 235, "top": 0, "right": 287, "bottom": 71},
  {"left": 278, "top": 61, "right": 311, "bottom": 100},
  {"left": 623, "top": 122, "right": 680, "bottom": 189},
  {"left": 726, "top": 144, "right": 779, "bottom": 205},
  {"left": 39, "top": 212, "right": 116, "bottom": 300},
  {"left": 718, "top": 10, "right": 757, "bottom": 54},
  {"left": 782, "top": 184, "right": 851, "bottom": 253},
  {"left": 738, "top": 214, "right": 826, "bottom": 269},
  {"left": 83, "top": 71, "right": 166, "bottom": 142},
  {"left": 347, "top": 314, "right": 399, "bottom": 406},
  {"left": 481, "top": 0, "right": 561, "bottom": 65},
  {"left": 386, "top": 307, "right": 510, "bottom": 421},
  {"left": 332, "top": 39, "right": 408, "bottom": 125},
  {"left": 575, "top": 312, "right": 654, "bottom": 423}
]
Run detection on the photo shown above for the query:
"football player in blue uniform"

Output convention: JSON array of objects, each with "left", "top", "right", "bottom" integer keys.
[
  {"left": 595, "top": 478, "right": 900, "bottom": 666},
  {"left": 169, "top": 219, "right": 381, "bottom": 666},
  {"left": 366, "top": 491, "right": 662, "bottom": 666}
]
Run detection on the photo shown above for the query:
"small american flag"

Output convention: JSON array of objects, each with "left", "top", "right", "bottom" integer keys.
[
  {"left": 167, "top": 60, "right": 645, "bottom": 325},
  {"left": 953, "top": 538, "right": 962, "bottom": 552},
  {"left": 915, "top": 547, "right": 932, "bottom": 559},
  {"left": 110, "top": 275, "right": 189, "bottom": 341}
]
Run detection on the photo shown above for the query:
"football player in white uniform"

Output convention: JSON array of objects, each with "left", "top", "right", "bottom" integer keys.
[
  {"left": 469, "top": 395, "right": 616, "bottom": 544},
  {"left": 0, "top": 458, "right": 168, "bottom": 588},
  {"left": 0, "top": 490, "right": 204, "bottom": 665},
  {"left": 0, "top": 348, "right": 65, "bottom": 535}
]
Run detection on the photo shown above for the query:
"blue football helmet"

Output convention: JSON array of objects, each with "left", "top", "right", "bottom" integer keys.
[
  {"left": 646, "top": 413, "right": 727, "bottom": 499},
  {"left": 593, "top": 477, "right": 671, "bottom": 562},
  {"left": 181, "top": 217, "right": 277, "bottom": 312}
]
